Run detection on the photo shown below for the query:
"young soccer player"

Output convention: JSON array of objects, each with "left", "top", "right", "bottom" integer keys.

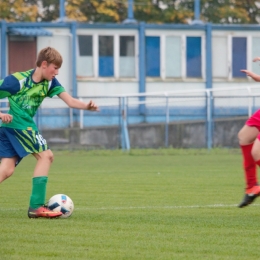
[
  {"left": 238, "top": 57, "right": 260, "bottom": 207},
  {"left": 0, "top": 47, "right": 98, "bottom": 218}
]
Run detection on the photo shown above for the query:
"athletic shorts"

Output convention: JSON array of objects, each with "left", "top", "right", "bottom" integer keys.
[
  {"left": 246, "top": 110, "right": 260, "bottom": 131},
  {"left": 0, "top": 127, "right": 49, "bottom": 166}
]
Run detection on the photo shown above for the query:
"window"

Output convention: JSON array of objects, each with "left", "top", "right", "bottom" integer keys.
[
  {"left": 120, "top": 36, "right": 135, "bottom": 77},
  {"left": 252, "top": 37, "right": 260, "bottom": 74},
  {"left": 146, "top": 36, "right": 160, "bottom": 77},
  {"left": 99, "top": 36, "right": 114, "bottom": 77},
  {"left": 165, "top": 36, "right": 181, "bottom": 78},
  {"left": 77, "top": 35, "right": 93, "bottom": 77},
  {"left": 212, "top": 36, "right": 228, "bottom": 78},
  {"left": 77, "top": 33, "right": 136, "bottom": 79},
  {"left": 232, "top": 37, "right": 246, "bottom": 78},
  {"left": 145, "top": 35, "right": 203, "bottom": 79},
  {"left": 186, "top": 37, "right": 201, "bottom": 78}
]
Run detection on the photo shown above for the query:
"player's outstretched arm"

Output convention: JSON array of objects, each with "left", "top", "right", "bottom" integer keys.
[
  {"left": 58, "top": 92, "right": 99, "bottom": 111},
  {"left": 240, "top": 70, "right": 260, "bottom": 82},
  {"left": 0, "top": 112, "right": 13, "bottom": 123}
]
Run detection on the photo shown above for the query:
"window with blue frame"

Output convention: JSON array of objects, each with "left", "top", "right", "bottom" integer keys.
[
  {"left": 186, "top": 37, "right": 201, "bottom": 78},
  {"left": 120, "top": 36, "right": 135, "bottom": 77},
  {"left": 77, "top": 35, "right": 93, "bottom": 77},
  {"left": 232, "top": 37, "right": 247, "bottom": 78},
  {"left": 99, "top": 36, "right": 114, "bottom": 77},
  {"left": 145, "top": 36, "right": 160, "bottom": 77}
]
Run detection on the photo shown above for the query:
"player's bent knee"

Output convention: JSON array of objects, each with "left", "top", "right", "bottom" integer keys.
[
  {"left": 1, "top": 168, "right": 15, "bottom": 181},
  {"left": 238, "top": 125, "right": 259, "bottom": 145},
  {"left": 251, "top": 149, "right": 260, "bottom": 162},
  {"left": 44, "top": 150, "right": 54, "bottom": 163},
  {"left": 237, "top": 131, "right": 242, "bottom": 142},
  {"left": 252, "top": 142, "right": 260, "bottom": 161},
  {"left": 0, "top": 158, "right": 16, "bottom": 182},
  {"left": 238, "top": 131, "right": 248, "bottom": 144},
  {"left": 6, "top": 168, "right": 15, "bottom": 177},
  {"left": 37, "top": 150, "right": 54, "bottom": 163}
]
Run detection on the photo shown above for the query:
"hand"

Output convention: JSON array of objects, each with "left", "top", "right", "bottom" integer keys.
[
  {"left": 86, "top": 100, "right": 99, "bottom": 111},
  {"left": 240, "top": 69, "right": 260, "bottom": 81},
  {"left": 0, "top": 113, "right": 13, "bottom": 123},
  {"left": 253, "top": 57, "right": 260, "bottom": 62},
  {"left": 241, "top": 69, "right": 254, "bottom": 79},
  {"left": 240, "top": 69, "right": 253, "bottom": 76}
]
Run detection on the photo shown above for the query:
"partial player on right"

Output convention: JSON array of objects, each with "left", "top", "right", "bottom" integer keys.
[{"left": 238, "top": 56, "right": 260, "bottom": 207}]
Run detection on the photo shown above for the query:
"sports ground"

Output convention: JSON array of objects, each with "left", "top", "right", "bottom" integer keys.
[{"left": 1, "top": 149, "right": 260, "bottom": 260}]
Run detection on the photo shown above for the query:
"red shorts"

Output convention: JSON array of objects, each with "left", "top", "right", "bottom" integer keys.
[{"left": 246, "top": 110, "right": 260, "bottom": 140}]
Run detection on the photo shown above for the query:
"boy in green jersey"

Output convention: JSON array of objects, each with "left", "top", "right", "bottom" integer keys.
[{"left": 0, "top": 47, "right": 98, "bottom": 218}]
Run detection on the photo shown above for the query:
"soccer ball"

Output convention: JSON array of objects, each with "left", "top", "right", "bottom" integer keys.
[{"left": 47, "top": 194, "right": 74, "bottom": 218}]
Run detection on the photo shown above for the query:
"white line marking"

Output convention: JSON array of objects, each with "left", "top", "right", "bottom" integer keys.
[
  {"left": 77, "top": 203, "right": 260, "bottom": 211},
  {"left": 1, "top": 204, "right": 259, "bottom": 212}
]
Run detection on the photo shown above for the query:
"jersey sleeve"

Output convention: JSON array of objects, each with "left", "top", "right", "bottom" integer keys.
[
  {"left": 0, "top": 75, "right": 21, "bottom": 99},
  {"left": 47, "top": 78, "right": 66, "bottom": 98}
]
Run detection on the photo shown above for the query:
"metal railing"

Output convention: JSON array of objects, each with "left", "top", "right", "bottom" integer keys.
[
  {"left": 1, "top": 85, "right": 260, "bottom": 150},
  {"left": 77, "top": 85, "right": 260, "bottom": 150}
]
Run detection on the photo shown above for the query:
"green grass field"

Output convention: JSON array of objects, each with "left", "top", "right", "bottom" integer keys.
[{"left": 1, "top": 149, "right": 260, "bottom": 260}]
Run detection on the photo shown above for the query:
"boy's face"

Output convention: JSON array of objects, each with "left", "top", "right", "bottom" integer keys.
[{"left": 42, "top": 62, "right": 60, "bottom": 81}]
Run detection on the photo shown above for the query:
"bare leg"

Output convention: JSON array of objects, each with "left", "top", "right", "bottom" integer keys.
[
  {"left": 0, "top": 157, "right": 17, "bottom": 183},
  {"left": 252, "top": 139, "right": 260, "bottom": 162},
  {"left": 32, "top": 149, "right": 54, "bottom": 177},
  {"left": 238, "top": 125, "right": 259, "bottom": 145}
]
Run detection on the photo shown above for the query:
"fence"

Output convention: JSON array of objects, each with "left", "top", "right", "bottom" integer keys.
[
  {"left": 1, "top": 85, "right": 260, "bottom": 150},
  {"left": 75, "top": 85, "right": 260, "bottom": 150}
]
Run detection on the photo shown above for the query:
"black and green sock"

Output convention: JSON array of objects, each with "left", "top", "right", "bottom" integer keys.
[{"left": 29, "top": 176, "right": 48, "bottom": 209}]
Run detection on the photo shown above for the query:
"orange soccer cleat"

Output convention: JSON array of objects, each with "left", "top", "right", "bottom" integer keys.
[{"left": 28, "top": 206, "right": 62, "bottom": 218}]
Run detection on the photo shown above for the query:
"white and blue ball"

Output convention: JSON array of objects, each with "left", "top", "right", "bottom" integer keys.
[{"left": 47, "top": 194, "right": 74, "bottom": 218}]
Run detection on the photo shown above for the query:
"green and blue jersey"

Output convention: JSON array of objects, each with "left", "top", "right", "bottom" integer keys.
[{"left": 0, "top": 69, "right": 65, "bottom": 131}]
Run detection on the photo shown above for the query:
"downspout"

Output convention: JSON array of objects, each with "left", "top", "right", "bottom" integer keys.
[
  {"left": 0, "top": 20, "right": 7, "bottom": 79},
  {"left": 69, "top": 22, "right": 77, "bottom": 128},
  {"left": 138, "top": 22, "right": 146, "bottom": 115},
  {"left": 123, "top": 0, "right": 137, "bottom": 24},
  {"left": 59, "top": 0, "right": 66, "bottom": 22},
  {"left": 70, "top": 22, "right": 77, "bottom": 98}
]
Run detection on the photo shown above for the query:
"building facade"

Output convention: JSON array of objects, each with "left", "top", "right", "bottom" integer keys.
[{"left": 1, "top": 21, "right": 260, "bottom": 132}]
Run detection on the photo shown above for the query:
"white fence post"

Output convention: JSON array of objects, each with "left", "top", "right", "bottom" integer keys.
[
  {"left": 247, "top": 87, "right": 252, "bottom": 117},
  {"left": 206, "top": 89, "right": 213, "bottom": 150},
  {"left": 164, "top": 92, "right": 169, "bottom": 147},
  {"left": 79, "top": 98, "right": 84, "bottom": 129}
]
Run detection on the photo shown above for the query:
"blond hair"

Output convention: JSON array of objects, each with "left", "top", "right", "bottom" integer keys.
[{"left": 36, "top": 47, "right": 63, "bottom": 68}]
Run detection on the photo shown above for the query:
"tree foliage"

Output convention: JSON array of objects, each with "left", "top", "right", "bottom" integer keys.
[
  {"left": 0, "top": 0, "right": 260, "bottom": 24},
  {"left": 0, "top": 0, "right": 38, "bottom": 22},
  {"left": 179, "top": 0, "right": 260, "bottom": 24},
  {"left": 39, "top": 0, "right": 60, "bottom": 22},
  {"left": 134, "top": 0, "right": 193, "bottom": 23},
  {"left": 69, "top": 0, "right": 127, "bottom": 22}
]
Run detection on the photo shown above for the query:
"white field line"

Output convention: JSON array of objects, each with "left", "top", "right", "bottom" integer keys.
[
  {"left": 78, "top": 203, "right": 259, "bottom": 211},
  {"left": 1, "top": 203, "right": 260, "bottom": 212}
]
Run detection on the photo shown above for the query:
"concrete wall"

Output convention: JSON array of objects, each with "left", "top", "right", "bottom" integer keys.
[{"left": 42, "top": 117, "right": 246, "bottom": 150}]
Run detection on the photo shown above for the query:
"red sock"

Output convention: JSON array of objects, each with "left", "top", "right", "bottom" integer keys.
[{"left": 240, "top": 143, "right": 257, "bottom": 189}]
